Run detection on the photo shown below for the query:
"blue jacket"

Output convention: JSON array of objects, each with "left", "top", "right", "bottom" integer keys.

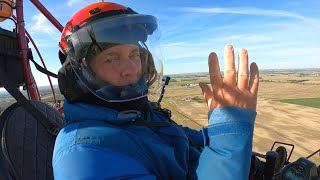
[{"left": 53, "top": 101, "right": 256, "bottom": 179}]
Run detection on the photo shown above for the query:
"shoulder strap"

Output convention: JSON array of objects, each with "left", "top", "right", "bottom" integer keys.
[
  {"left": 122, "top": 119, "right": 201, "bottom": 149},
  {"left": 28, "top": 50, "right": 58, "bottom": 78},
  {"left": 65, "top": 107, "right": 200, "bottom": 149},
  {"left": 0, "top": 68, "right": 61, "bottom": 136},
  {"left": 122, "top": 120, "right": 172, "bottom": 127}
]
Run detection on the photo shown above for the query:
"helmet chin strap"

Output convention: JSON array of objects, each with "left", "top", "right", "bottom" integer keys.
[{"left": 95, "top": 75, "right": 148, "bottom": 102}]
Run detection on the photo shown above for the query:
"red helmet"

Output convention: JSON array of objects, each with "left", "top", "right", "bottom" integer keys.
[
  {"left": 58, "top": 2, "right": 162, "bottom": 103},
  {"left": 59, "top": 2, "right": 136, "bottom": 56}
]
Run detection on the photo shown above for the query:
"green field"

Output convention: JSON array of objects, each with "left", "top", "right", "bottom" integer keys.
[
  {"left": 277, "top": 97, "right": 320, "bottom": 108},
  {"left": 170, "top": 79, "right": 210, "bottom": 86}
]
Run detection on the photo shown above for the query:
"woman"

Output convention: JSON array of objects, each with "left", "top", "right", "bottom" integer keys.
[{"left": 53, "top": 2, "right": 259, "bottom": 179}]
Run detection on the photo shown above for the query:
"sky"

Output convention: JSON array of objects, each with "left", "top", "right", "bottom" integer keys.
[{"left": 0, "top": 0, "right": 319, "bottom": 86}]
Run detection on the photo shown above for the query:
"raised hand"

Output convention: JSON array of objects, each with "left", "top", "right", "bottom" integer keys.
[{"left": 199, "top": 44, "right": 259, "bottom": 111}]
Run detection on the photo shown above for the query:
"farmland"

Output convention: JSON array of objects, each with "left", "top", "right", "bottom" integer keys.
[
  {"left": 159, "top": 69, "right": 320, "bottom": 164},
  {"left": 0, "top": 69, "right": 319, "bottom": 164}
]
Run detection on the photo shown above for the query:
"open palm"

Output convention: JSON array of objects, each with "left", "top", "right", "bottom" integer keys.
[{"left": 199, "top": 44, "right": 259, "bottom": 111}]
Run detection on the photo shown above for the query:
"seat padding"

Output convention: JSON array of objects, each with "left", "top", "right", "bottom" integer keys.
[{"left": 1, "top": 100, "right": 63, "bottom": 180}]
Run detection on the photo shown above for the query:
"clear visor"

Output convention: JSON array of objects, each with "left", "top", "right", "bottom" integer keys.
[{"left": 66, "top": 14, "right": 163, "bottom": 102}]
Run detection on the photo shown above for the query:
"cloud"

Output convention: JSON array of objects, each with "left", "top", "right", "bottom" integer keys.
[
  {"left": 67, "top": 0, "right": 88, "bottom": 7},
  {"left": 29, "top": 13, "right": 59, "bottom": 38},
  {"left": 180, "top": 7, "right": 320, "bottom": 28},
  {"left": 160, "top": 29, "right": 320, "bottom": 70},
  {"left": 141, "top": 4, "right": 318, "bottom": 71},
  {"left": 161, "top": 41, "right": 214, "bottom": 60},
  {"left": 67, "top": 0, "right": 76, "bottom": 6},
  {"left": 162, "top": 42, "right": 188, "bottom": 47},
  {"left": 212, "top": 34, "right": 274, "bottom": 44},
  {"left": 257, "top": 59, "right": 319, "bottom": 69},
  {"left": 161, "top": 33, "right": 278, "bottom": 61}
]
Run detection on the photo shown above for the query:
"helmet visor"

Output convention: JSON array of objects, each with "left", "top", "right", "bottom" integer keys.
[{"left": 66, "top": 14, "right": 163, "bottom": 102}]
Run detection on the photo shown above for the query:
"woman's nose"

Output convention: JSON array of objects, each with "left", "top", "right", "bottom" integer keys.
[{"left": 119, "top": 58, "right": 139, "bottom": 77}]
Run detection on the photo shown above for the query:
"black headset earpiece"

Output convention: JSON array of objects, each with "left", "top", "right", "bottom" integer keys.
[
  {"left": 58, "top": 61, "right": 89, "bottom": 103},
  {"left": 58, "top": 50, "right": 67, "bottom": 65}
]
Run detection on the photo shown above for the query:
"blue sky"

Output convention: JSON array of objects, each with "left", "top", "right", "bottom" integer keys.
[{"left": 1, "top": 0, "right": 319, "bottom": 86}]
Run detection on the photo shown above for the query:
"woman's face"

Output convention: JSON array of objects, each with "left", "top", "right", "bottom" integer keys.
[{"left": 89, "top": 44, "right": 143, "bottom": 86}]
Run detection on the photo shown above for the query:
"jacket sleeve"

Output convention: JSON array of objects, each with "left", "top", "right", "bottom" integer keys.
[
  {"left": 196, "top": 107, "right": 256, "bottom": 180},
  {"left": 53, "top": 140, "right": 156, "bottom": 180},
  {"left": 182, "top": 126, "right": 205, "bottom": 147}
]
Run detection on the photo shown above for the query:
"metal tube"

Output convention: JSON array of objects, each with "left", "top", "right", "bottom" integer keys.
[
  {"left": 30, "top": 0, "right": 63, "bottom": 32},
  {"left": 16, "top": 0, "right": 41, "bottom": 100},
  {"left": 25, "top": 29, "right": 57, "bottom": 103}
]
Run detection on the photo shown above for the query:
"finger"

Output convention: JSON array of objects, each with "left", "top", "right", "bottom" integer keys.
[
  {"left": 223, "top": 44, "right": 236, "bottom": 86},
  {"left": 248, "top": 62, "right": 259, "bottom": 96},
  {"left": 208, "top": 53, "right": 223, "bottom": 91},
  {"left": 238, "top": 48, "right": 249, "bottom": 91},
  {"left": 199, "top": 82, "right": 213, "bottom": 106}
]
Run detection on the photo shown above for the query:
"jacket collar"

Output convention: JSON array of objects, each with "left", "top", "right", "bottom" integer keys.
[{"left": 63, "top": 101, "right": 142, "bottom": 125}]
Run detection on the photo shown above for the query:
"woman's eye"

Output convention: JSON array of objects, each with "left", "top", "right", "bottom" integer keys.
[
  {"left": 104, "top": 56, "right": 117, "bottom": 63},
  {"left": 103, "top": 59, "right": 113, "bottom": 63},
  {"left": 130, "top": 53, "right": 140, "bottom": 59}
]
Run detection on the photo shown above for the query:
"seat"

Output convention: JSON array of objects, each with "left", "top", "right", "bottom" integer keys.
[
  {"left": 0, "top": 27, "right": 24, "bottom": 88},
  {"left": 0, "top": 100, "right": 63, "bottom": 180}
]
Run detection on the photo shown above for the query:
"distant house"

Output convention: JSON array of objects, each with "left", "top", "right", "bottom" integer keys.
[
  {"left": 310, "top": 73, "right": 320, "bottom": 77},
  {"left": 181, "top": 97, "right": 192, "bottom": 101},
  {"left": 182, "top": 84, "right": 199, "bottom": 88}
]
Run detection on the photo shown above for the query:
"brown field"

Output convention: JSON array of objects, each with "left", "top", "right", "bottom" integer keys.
[{"left": 158, "top": 71, "right": 320, "bottom": 165}]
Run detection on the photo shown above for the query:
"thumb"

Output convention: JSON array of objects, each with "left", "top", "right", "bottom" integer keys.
[{"left": 199, "top": 82, "right": 212, "bottom": 106}]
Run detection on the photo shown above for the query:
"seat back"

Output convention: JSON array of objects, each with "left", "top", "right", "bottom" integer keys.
[
  {"left": 0, "top": 104, "right": 16, "bottom": 180},
  {"left": 0, "top": 100, "right": 63, "bottom": 180},
  {"left": 0, "top": 28, "right": 24, "bottom": 87}
]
